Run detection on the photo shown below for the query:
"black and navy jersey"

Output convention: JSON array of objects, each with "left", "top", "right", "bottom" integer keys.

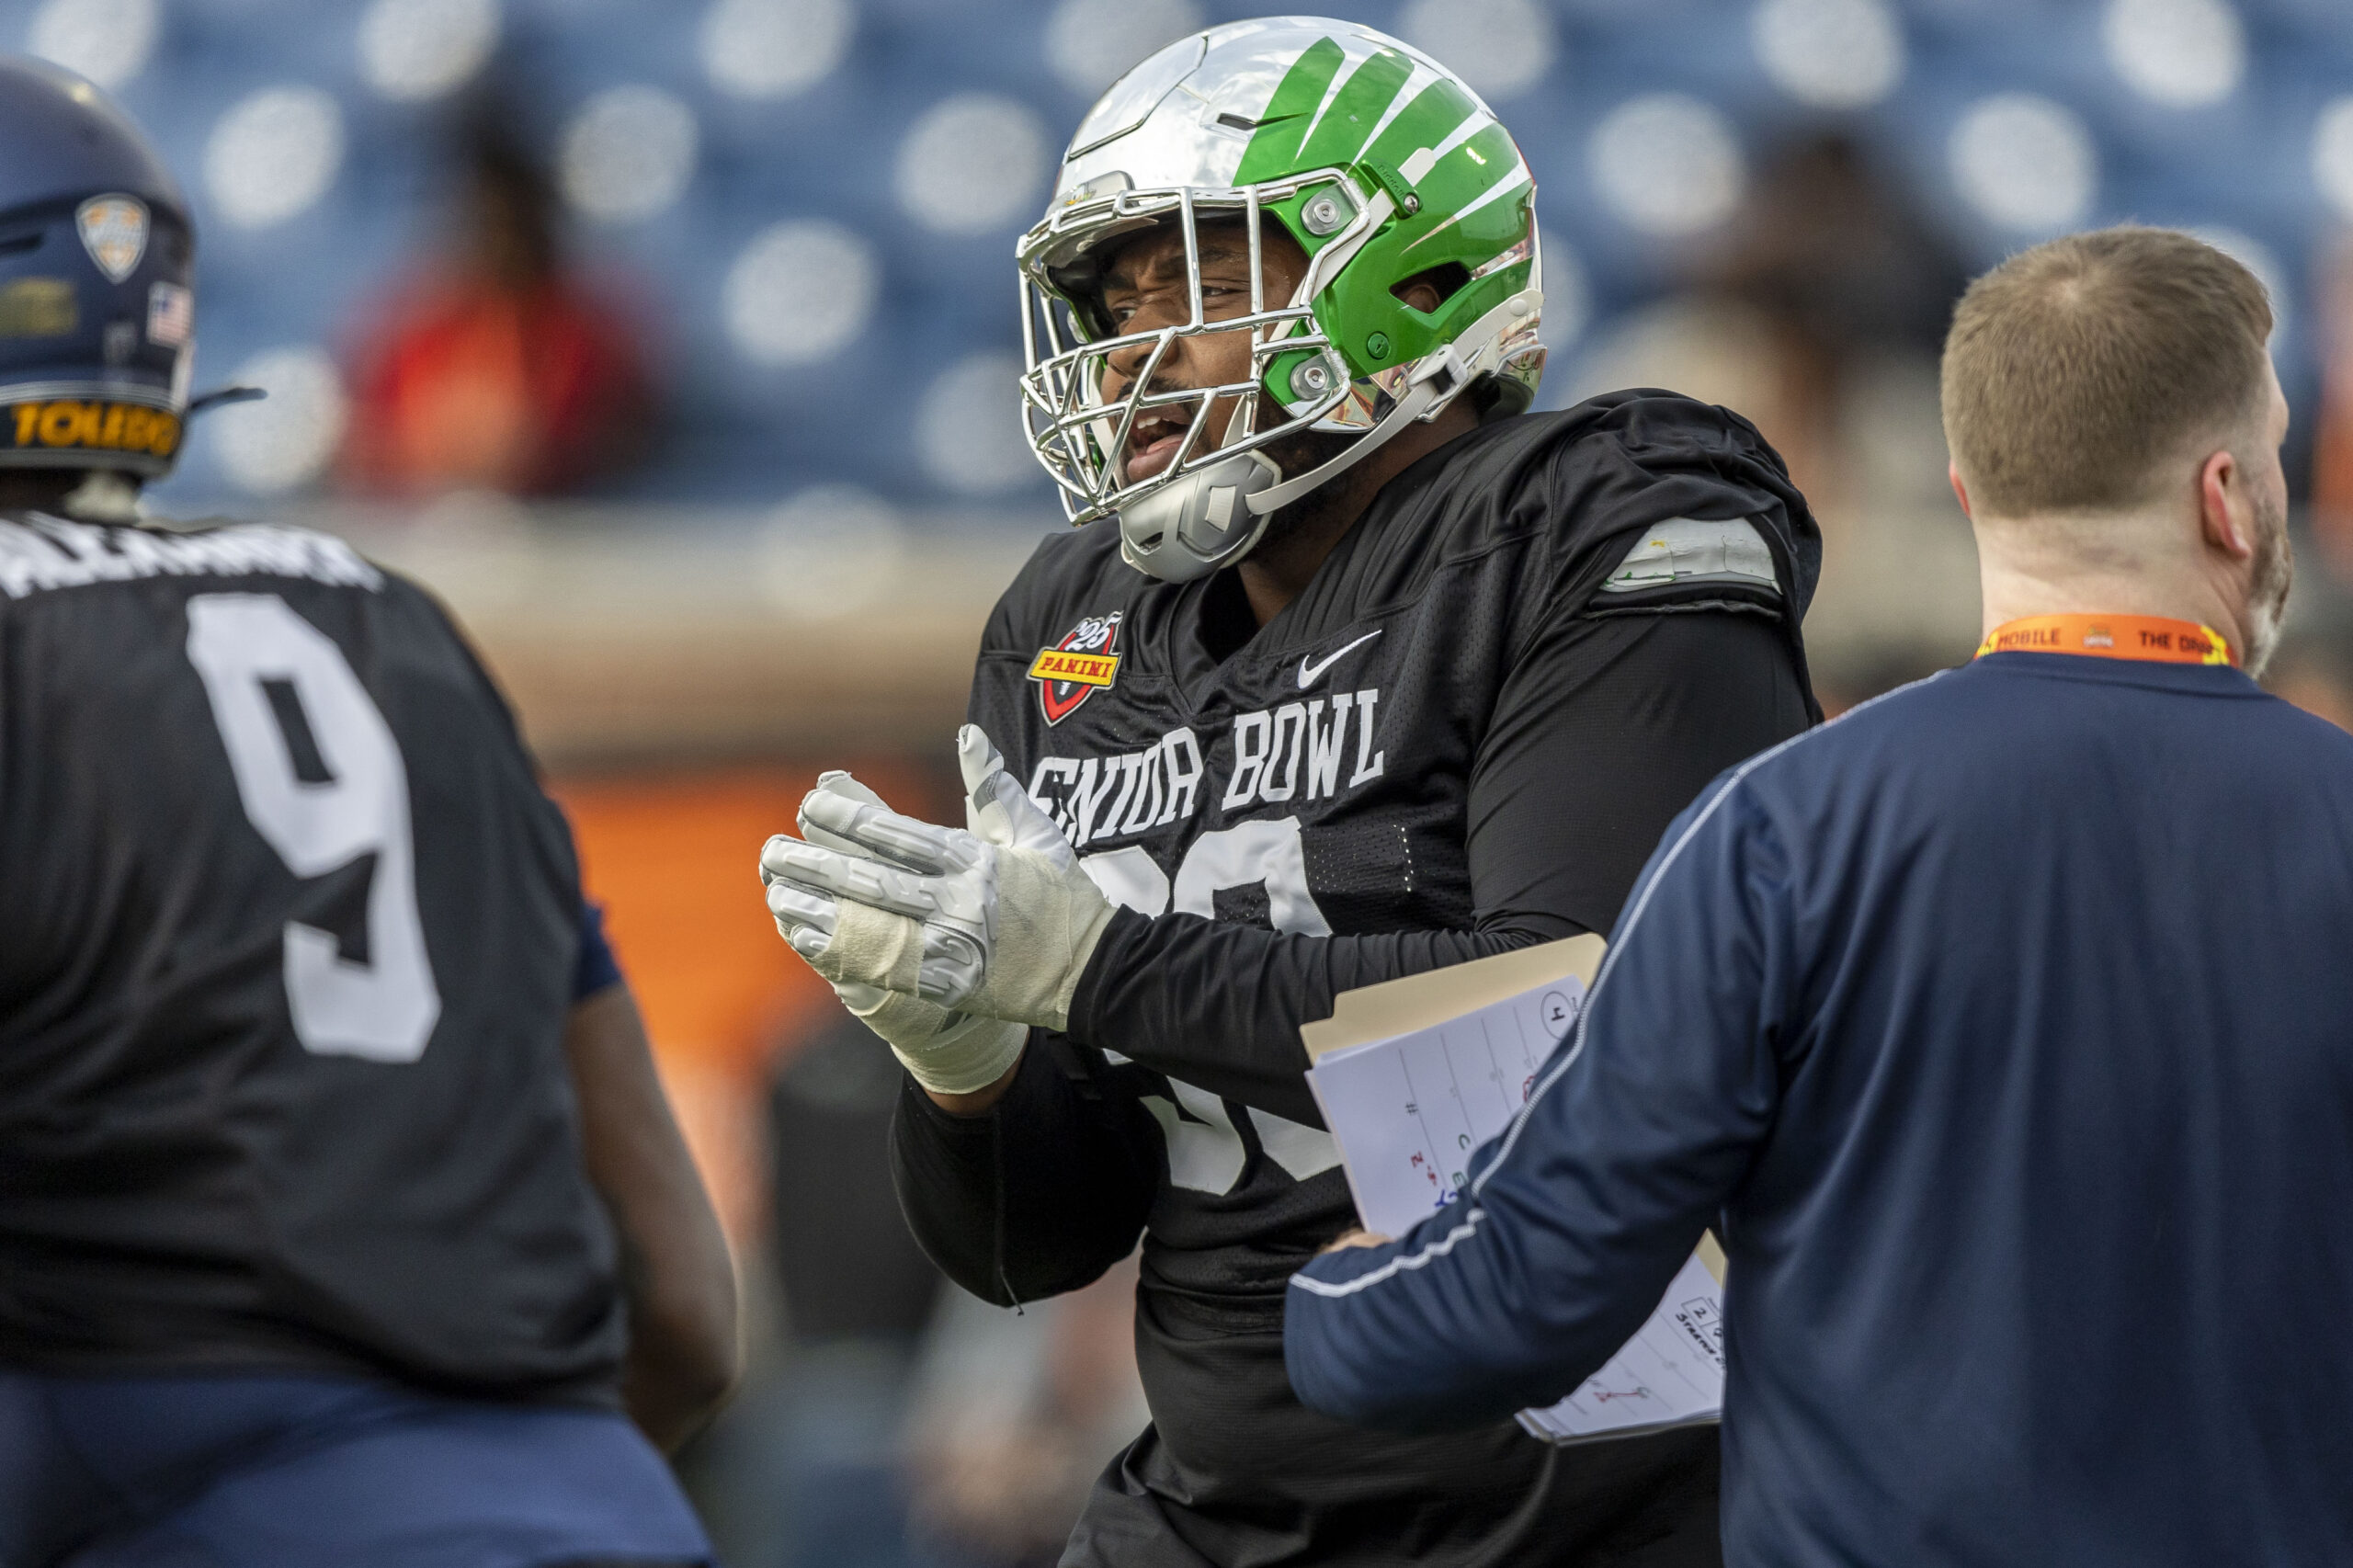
[
  {"left": 0, "top": 513, "right": 624, "bottom": 1403},
  {"left": 891, "top": 393, "right": 1822, "bottom": 1563}
]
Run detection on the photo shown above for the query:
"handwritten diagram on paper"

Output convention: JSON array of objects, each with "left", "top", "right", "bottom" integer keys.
[
  {"left": 1306, "top": 983, "right": 1574, "bottom": 1230},
  {"left": 1516, "top": 1253, "right": 1724, "bottom": 1443},
  {"left": 1304, "top": 960, "right": 1725, "bottom": 1444}
]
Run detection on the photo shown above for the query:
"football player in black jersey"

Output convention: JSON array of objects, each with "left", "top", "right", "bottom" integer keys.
[
  {"left": 759, "top": 19, "right": 1819, "bottom": 1567},
  {"left": 0, "top": 59, "right": 734, "bottom": 1566}
]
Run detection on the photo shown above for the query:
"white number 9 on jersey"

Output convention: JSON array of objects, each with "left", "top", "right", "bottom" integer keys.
[{"left": 186, "top": 593, "right": 441, "bottom": 1062}]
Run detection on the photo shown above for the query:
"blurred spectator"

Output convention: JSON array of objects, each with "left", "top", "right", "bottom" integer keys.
[
  {"left": 904, "top": 1259, "right": 1149, "bottom": 1568},
  {"left": 1571, "top": 134, "right": 1979, "bottom": 690},
  {"left": 339, "top": 107, "right": 656, "bottom": 496},
  {"left": 1695, "top": 133, "right": 1971, "bottom": 501},
  {"left": 686, "top": 1009, "right": 1145, "bottom": 1568},
  {"left": 693, "top": 1014, "right": 945, "bottom": 1568},
  {"left": 768, "top": 1019, "right": 943, "bottom": 1346}
]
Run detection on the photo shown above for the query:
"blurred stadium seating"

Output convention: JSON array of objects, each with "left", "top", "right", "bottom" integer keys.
[
  {"left": 0, "top": 0, "right": 2334, "bottom": 517},
  {"left": 19, "top": 1, "right": 2353, "bottom": 1559}
]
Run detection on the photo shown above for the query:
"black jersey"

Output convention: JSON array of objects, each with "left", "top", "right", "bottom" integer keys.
[
  {"left": 891, "top": 393, "right": 1822, "bottom": 1564},
  {"left": 0, "top": 513, "right": 624, "bottom": 1403}
]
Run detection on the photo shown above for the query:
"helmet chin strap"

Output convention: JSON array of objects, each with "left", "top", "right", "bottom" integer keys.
[
  {"left": 1115, "top": 365, "right": 1446, "bottom": 580},
  {"left": 1243, "top": 374, "right": 1440, "bottom": 517},
  {"left": 1112, "top": 289, "right": 1532, "bottom": 579}
]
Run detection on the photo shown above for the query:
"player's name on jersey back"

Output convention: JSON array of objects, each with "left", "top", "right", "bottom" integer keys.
[
  {"left": 0, "top": 516, "right": 381, "bottom": 600},
  {"left": 1302, "top": 937, "right": 1729, "bottom": 1446}
]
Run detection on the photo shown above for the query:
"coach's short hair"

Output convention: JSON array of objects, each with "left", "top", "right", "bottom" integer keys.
[{"left": 1940, "top": 226, "right": 2273, "bottom": 517}]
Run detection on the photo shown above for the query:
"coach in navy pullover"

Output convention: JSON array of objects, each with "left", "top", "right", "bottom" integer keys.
[{"left": 1284, "top": 228, "right": 2353, "bottom": 1563}]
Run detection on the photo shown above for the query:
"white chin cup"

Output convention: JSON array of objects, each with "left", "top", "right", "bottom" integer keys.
[{"left": 1114, "top": 449, "right": 1283, "bottom": 583}]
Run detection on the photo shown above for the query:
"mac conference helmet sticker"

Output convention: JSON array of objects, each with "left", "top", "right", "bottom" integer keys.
[
  {"left": 76, "top": 197, "right": 149, "bottom": 285},
  {"left": 1028, "top": 611, "right": 1122, "bottom": 725}
]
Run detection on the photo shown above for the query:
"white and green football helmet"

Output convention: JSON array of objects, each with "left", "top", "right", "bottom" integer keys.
[{"left": 1018, "top": 16, "right": 1545, "bottom": 582}]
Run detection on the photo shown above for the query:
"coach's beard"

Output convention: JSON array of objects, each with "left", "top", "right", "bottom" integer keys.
[{"left": 2242, "top": 487, "right": 2292, "bottom": 678}]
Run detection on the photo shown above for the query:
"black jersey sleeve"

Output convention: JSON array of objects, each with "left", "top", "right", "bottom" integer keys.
[
  {"left": 888, "top": 1032, "right": 1162, "bottom": 1305},
  {"left": 1472, "top": 606, "right": 1813, "bottom": 938},
  {"left": 1064, "top": 609, "right": 1813, "bottom": 1124}
]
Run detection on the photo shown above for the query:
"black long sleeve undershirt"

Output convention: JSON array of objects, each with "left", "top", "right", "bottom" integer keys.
[
  {"left": 888, "top": 1040, "right": 1161, "bottom": 1306},
  {"left": 891, "top": 609, "right": 1814, "bottom": 1306}
]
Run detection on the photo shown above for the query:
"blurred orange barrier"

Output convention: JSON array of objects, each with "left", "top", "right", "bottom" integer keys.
[{"left": 552, "top": 762, "right": 943, "bottom": 1240}]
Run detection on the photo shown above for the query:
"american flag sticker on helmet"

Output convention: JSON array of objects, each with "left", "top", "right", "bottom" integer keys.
[{"left": 147, "top": 281, "right": 192, "bottom": 347}]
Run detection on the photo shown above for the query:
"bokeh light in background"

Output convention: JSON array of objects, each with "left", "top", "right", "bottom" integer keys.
[
  {"left": 1949, "top": 94, "right": 2097, "bottom": 233},
  {"left": 215, "top": 345, "right": 349, "bottom": 493},
  {"left": 358, "top": 0, "right": 500, "bottom": 100},
  {"left": 28, "top": 0, "right": 155, "bottom": 88},
  {"left": 1043, "top": 0, "right": 1200, "bottom": 96},
  {"left": 2316, "top": 97, "right": 2353, "bottom": 222},
  {"left": 1399, "top": 0, "right": 1554, "bottom": 101},
  {"left": 561, "top": 84, "right": 699, "bottom": 222},
  {"left": 724, "top": 218, "right": 880, "bottom": 366},
  {"left": 916, "top": 350, "right": 1036, "bottom": 494},
  {"left": 204, "top": 85, "right": 347, "bottom": 229},
  {"left": 893, "top": 93, "right": 1051, "bottom": 234},
  {"left": 755, "top": 483, "right": 908, "bottom": 618},
  {"left": 700, "top": 0, "right": 854, "bottom": 99},
  {"left": 1751, "top": 0, "right": 1904, "bottom": 110},
  {"left": 2104, "top": 0, "right": 2244, "bottom": 108},
  {"left": 1590, "top": 92, "right": 1747, "bottom": 237}
]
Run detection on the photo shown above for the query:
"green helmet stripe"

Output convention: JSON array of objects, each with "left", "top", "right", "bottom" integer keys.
[
  {"left": 1241, "top": 45, "right": 1516, "bottom": 221},
  {"left": 1357, "top": 76, "right": 1483, "bottom": 174},
  {"left": 1235, "top": 37, "right": 1346, "bottom": 180},
  {"left": 1395, "top": 122, "right": 1520, "bottom": 230},
  {"left": 1290, "top": 49, "right": 1415, "bottom": 172},
  {"left": 1404, "top": 158, "right": 1531, "bottom": 255},
  {"left": 1420, "top": 108, "right": 1506, "bottom": 169}
]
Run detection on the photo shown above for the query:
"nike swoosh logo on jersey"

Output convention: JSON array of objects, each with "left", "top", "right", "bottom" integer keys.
[{"left": 1297, "top": 630, "right": 1382, "bottom": 689}]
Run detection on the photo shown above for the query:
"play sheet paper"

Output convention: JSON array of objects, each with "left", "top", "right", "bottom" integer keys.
[{"left": 1303, "top": 938, "right": 1726, "bottom": 1444}]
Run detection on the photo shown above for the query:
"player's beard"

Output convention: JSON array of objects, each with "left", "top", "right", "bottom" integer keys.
[
  {"left": 1245, "top": 426, "right": 1370, "bottom": 558},
  {"left": 2241, "top": 485, "right": 2292, "bottom": 678}
]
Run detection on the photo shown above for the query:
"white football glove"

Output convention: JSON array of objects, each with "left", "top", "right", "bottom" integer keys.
[
  {"left": 760, "top": 725, "right": 1115, "bottom": 1035},
  {"left": 766, "top": 768, "right": 1025, "bottom": 1096}
]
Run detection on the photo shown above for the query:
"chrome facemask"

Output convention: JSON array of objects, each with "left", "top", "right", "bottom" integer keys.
[{"left": 1018, "top": 176, "right": 1415, "bottom": 582}]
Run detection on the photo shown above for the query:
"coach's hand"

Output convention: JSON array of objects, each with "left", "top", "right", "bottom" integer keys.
[{"left": 761, "top": 725, "right": 1115, "bottom": 1037}]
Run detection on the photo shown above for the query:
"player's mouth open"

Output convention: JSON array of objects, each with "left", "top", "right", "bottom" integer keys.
[{"left": 1123, "top": 410, "right": 1191, "bottom": 483}]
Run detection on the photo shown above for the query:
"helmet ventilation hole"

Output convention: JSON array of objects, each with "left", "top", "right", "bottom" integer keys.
[{"left": 1392, "top": 262, "right": 1472, "bottom": 313}]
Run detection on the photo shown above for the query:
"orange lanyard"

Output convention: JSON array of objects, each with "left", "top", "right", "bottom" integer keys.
[{"left": 1976, "top": 614, "right": 2235, "bottom": 667}]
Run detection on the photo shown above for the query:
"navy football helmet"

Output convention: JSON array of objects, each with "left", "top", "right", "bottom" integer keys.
[{"left": 0, "top": 57, "right": 195, "bottom": 483}]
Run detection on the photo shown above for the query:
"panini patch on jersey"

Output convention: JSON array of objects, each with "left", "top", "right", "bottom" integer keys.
[{"left": 1029, "top": 610, "right": 1122, "bottom": 724}]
